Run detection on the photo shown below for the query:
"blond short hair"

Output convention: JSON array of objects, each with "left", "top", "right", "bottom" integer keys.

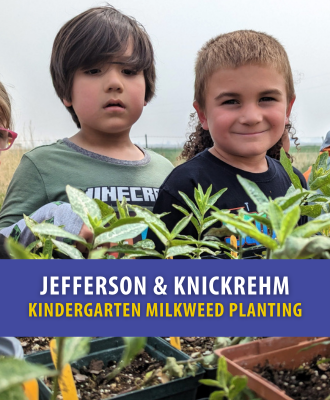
[
  {"left": 0, "top": 82, "right": 12, "bottom": 130},
  {"left": 195, "top": 30, "right": 295, "bottom": 109}
]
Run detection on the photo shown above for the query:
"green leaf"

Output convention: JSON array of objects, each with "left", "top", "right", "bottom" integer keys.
[
  {"left": 202, "top": 216, "right": 218, "bottom": 231},
  {"left": 66, "top": 185, "right": 101, "bottom": 231},
  {"left": 242, "top": 212, "right": 272, "bottom": 229},
  {"left": 291, "top": 213, "right": 330, "bottom": 237},
  {"left": 299, "top": 340, "right": 330, "bottom": 352},
  {"left": 277, "top": 191, "right": 309, "bottom": 210},
  {"left": 109, "top": 217, "right": 145, "bottom": 230},
  {"left": 55, "top": 337, "right": 91, "bottom": 366},
  {"left": 51, "top": 239, "right": 85, "bottom": 259},
  {"left": 93, "top": 199, "right": 117, "bottom": 221},
  {"left": 170, "top": 214, "right": 192, "bottom": 240},
  {"left": 25, "top": 240, "right": 42, "bottom": 253},
  {"left": 277, "top": 205, "right": 300, "bottom": 245},
  {"left": 23, "top": 214, "right": 38, "bottom": 233},
  {"left": 134, "top": 239, "right": 155, "bottom": 249},
  {"left": 128, "top": 205, "right": 170, "bottom": 244},
  {"left": 237, "top": 175, "right": 269, "bottom": 212},
  {"left": 178, "top": 191, "right": 202, "bottom": 222},
  {"left": 148, "top": 222, "right": 170, "bottom": 245},
  {"left": 280, "top": 148, "right": 303, "bottom": 190},
  {"left": 94, "top": 223, "right": 148, "bottom": 246},
  {"left": 43, "top": 238, "right": 53, "bottom": 259},
  {"left": 272, "top": 236, "right": 330, "bottom": 259},
  {"left": 194, "top": 186, "right": 203, "bottom": 212},
  {"left": 228, "top": 375, "right": 248, "bottom": 398},
  {"left": 209, "top": 391, "right": 226, "bottom": 400},
  {"left": 88, "top": 248, "right": 110, "bottom": 259},
  {"left": 0, "top": 384, "right": 26, "bottom": 400},
  {"left": 105, "top": 245, "right": 162, "bottom": 258},
  {"left": 307, "top": 194, "right": 330, "bottom": 203},
  {"left": 310, "top": 170, "right": 330, "bottom": 191},
  {"left": 268, "top": 202, "right": 283, "bottom": 239},
  {"left": 5, "top": 238, "right": 34, "bottom": 259},
  {"left": 33, "top": 223, "right": 87, "bottom": 244},
  {"left": 208, "top": 188, "right": 227, "bottom": 208},
  {"left": 199, "top": 379, "right": 222, "bottom": 388},
  {"left": 0, "top": 358, "right": 57, "bottom": 393},
  {"left": 165, "top": 245, "right": 197, "bottom": 258},
  {"left": 216, "top": 356, "right": 228, "bottom": 390},
  {"left": 106, "top": 337, "right": 146, "bottom": 381},
  {"left": 163, "top": 357, "right": 185, "bottom": 378},
  {"left": 172, "top": 204, "right": 190, "bottom": 217},
  {"left": 300, "top": 204, "right": 323, "bottom": 218},
  {"left": 212, "top": 211, "right": 278, "bottom": 250},
  {"left": 170, "top": 239, "right": 220, "bottom": 249}
]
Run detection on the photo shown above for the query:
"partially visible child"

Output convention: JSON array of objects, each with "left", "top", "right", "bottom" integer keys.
[
  {"left": 150, "top": 30, "right": 307, "bottom": 252},
  {"left": 0, "top": 5, "right": 173, "bottom": 234},
  {"left": 0, "top": 81, "right": 89, "bottom": 257},
  {"left": 303, "top": 130, "right": 330, "bottom": 182}
]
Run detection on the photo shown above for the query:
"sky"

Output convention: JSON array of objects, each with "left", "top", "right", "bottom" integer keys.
[{"left": 1, "top": 0, "right": 330, "bottom": 147}]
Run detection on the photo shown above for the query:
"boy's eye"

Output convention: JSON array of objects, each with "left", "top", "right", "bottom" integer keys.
[
  {"left": 122, "top": 69, "right": 137, "bottom": 76},
  {"left": 86, "top": 68, "right": 101, "bottom": 75},
  {"left": 260, "top": 97, "right": 276, "bottom": 102},
  {"left": 222, "top": 99, "right": 239, "bottom": 105}
]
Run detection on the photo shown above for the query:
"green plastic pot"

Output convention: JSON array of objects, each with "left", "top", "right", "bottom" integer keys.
[{"left": 25, "top": 337, "right": 205, "bottom": 400}]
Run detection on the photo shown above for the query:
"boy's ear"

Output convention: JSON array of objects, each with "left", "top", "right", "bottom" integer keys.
[
  {"left": 63, "top": 98, "right": 72, "bottom": 107},
  {"left": 285, "top": 96, "right": 296, "bottom": 124},
  {"left": 144, "top": 100, "right": 147, "bottom": 106},
  {"left": 193, "top": 101, "right": 209, "bottom": 130}
]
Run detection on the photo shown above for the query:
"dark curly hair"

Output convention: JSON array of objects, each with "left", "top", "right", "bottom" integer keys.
[{"left": 180, "top": 116, "right": 299, "bottom": 162}]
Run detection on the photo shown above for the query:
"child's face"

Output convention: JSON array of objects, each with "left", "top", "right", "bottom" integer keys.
[
  {"left": 194, "top": 64, "right": 294, "bottom": 161},
  {"left": 63, "top": 40, "right": 146, "bottom": 137}
]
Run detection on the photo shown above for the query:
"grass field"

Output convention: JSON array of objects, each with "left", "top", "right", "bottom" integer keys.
[{"left": 0, "top": 145, "right": 321, "bottom": 210}]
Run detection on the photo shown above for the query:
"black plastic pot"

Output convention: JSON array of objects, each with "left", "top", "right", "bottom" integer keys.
[
  {"left": 25, "top": 337, "right": 205, "bottom": 400},
  {"left": 158, "top": 337, "right": 217, "bottom": 399}
]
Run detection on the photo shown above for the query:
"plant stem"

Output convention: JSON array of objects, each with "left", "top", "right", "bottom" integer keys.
[
  {"left": 238, "top": 235, "right": 243, "bottom": 259},
  {"left": 266, "top": 229, "right": 273, "bottom": 259}
]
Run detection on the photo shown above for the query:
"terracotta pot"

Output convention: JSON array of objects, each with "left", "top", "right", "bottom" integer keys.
[{"left": 215, "top": 337, "right": 329, "bottom": 400}]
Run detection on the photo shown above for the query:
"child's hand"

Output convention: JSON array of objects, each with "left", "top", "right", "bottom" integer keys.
[{"left": 76, "top": 223, "right": 93, "bottom": 256}]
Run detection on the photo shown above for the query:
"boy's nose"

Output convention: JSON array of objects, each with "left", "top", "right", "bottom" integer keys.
[
  {"left": 239, "top": 104, "right": 263, "bottom": 125},
  {"left": 104, "top": 70, "right": 124, "bottom": 92}
]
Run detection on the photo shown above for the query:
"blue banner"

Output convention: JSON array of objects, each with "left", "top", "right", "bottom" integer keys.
[{"left": 0, "top": 260, "right": 328, "bottom": 336}]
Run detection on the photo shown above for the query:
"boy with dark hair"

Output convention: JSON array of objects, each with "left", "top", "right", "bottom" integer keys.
[{"left": 0, "top": 6, "right": 173, "bottom": 237}]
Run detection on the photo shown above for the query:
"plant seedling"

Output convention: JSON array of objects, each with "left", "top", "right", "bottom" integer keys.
[{"left": 199, "top": 356, "right": 260, "bottom": 400}]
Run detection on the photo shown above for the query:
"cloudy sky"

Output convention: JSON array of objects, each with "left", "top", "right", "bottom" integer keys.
[{"left": 1, "top": 0, "right": 330, "bottom": 147}]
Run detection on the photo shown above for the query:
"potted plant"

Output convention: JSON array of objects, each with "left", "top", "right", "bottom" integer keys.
[
  {"left": 161, "top": 337, "right": 260, "bottom": 399},
  {"left": 214, "top": 337, "right": 329, "bottom": 400},
  {"left": 0, "top": 337, "right": 57, "bottom": 400},
  {"left": 26, "top": 337, "right": 205, "bottom": 400}
]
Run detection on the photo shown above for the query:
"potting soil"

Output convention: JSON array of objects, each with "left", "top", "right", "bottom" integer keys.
[
  {"left": 17, "top": 337, "right": 53, "bottom": 354},
  {"left": 46, "top": 351, "right": 168, "bottom": 399},
  {"left": 253, "top": 356, "right": 330, "bottom": 400}
]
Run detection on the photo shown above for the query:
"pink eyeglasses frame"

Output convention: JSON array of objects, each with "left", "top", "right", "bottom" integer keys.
[{"left": 0, "top": 128, "right": 18, "bottom": 151}]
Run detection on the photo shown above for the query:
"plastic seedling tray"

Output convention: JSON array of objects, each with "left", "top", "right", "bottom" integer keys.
[
  {"left": 25, "top": 337, "right": 205, "bottom": 400},
  {"left": 215, "top": 337, "right": 329, "bottom": 400}
]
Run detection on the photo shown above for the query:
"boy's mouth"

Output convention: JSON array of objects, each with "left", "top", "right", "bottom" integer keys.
[{"left": 104, "top": 100, "right": 125, "bottom": 109}]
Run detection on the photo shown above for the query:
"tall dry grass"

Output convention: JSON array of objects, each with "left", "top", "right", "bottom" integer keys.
[
  {"left": 0, "top": 145, "right": 322, "bottom": 210},
  {"left": 0, "top": 147, "right": 28, "bottom": 207}
]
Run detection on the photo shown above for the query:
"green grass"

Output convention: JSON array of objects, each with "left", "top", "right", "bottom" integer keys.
[
  {"left": 150, "top": 145, "right": 320, "bottom": 174},
  {"left": 150, "top": 147, "right": 182, "bottom": 166}
]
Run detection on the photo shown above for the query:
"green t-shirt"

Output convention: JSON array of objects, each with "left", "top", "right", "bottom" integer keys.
[{"left": 0, "top": 139, "right": 174, "bottom": 228}]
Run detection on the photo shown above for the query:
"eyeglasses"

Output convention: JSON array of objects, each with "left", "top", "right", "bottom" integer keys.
[{"left": 0, "top": 128, "right": 18, "bottom": 151}]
